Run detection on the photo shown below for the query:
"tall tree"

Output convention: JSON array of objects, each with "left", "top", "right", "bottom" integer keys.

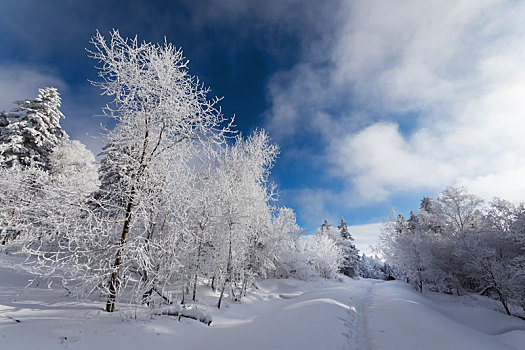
[
  {"left": 214, "top": 131, "right": 278, "bottom": 308},
  {"left": 89, "top": 30, "right": 232, "bottom": 312},
  {"left": 318, "top": 219, "right": 333, "bottom": 237},
  {"left": 337, "top": 218, "right": 360, "bottom": 277},
  {"left": 432, "top": 186, "right": 484, "bottom": 234},
  {"left": 0, "top": 87, "right": 67, "bottom": 169}
]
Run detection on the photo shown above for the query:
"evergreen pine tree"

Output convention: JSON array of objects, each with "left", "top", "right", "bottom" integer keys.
[
  {"left": 319, "top": 219, "right": 333, "bottom": 236},
  {"left": 0, "top": 87, "right": 68, "bottom": 169},
  {"left": 337, "top": 218, "right": 360, "bottom": 277}
]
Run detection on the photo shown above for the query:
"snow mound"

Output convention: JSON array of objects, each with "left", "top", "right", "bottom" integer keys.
[{"left": 278, "top": 292, "right": 303, "bottom": 299}]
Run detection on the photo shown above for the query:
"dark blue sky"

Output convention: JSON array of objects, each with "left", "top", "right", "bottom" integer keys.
[
  {"left": 2, "top": 0, "right": 522, "bottom": 247},
  {"left": 0, "top": 1, "right": 299, "bottom": 129}
]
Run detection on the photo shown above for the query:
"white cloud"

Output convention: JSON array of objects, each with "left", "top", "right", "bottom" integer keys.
[
  {"left": 266, "top": 0, "right": 525, "bottom": 206},
  {"left": 350, "top": 223, "right": 384, "bottom": 257},
  {"left": 0, "top": 64, "right": 66, "bottom": 112}
]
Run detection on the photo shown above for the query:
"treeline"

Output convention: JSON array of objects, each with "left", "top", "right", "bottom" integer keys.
[
  {"left": 0, "top": 30, "right": 357, "bottom": 313},
  {"left": 380, "top": 187, "right": 525, "bottom": 316}
]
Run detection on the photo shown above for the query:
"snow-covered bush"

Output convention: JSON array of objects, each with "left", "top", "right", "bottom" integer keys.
[{"left": 50, "top": 140, "right": 99, "bottom": 195}]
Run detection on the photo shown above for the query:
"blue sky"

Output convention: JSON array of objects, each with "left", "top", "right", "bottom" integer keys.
[{"left": 1, "top": 0, "right": 525, "bottom": 250}]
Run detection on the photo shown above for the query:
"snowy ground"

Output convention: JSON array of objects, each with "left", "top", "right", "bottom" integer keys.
[
  {"left": 366, "top": 282, "right": 525, "bottom": 350},
  {"left": 1, "top": 255, "right": 524, "bottom": 350}
]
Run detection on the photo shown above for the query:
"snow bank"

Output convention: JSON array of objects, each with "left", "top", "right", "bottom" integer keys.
[{"left": 365, "top": 281, "right": 525, "bottom": 350}]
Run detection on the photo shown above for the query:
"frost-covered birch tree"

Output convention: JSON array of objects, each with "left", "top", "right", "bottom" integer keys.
[
  {"left": 88, "top": 30, "right": 232, "bottom": 312},
  {"left": 214, "top": 130, "right": 278, "bottom": 308}
]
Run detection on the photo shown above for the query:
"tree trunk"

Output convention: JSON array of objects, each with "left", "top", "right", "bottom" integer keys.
[
  {"left": 192, "top": 240, "right": 202, "bottom": 302},
  {"left": 496, "top": 288, "right": 512, "bottom": 316},
  {"left": 181, "top": 274, "right": 186, "bottom": 305},
  {"left": 105, "top": 112, "right": 150, "bottom": 313},
  {"left": 217, "top": 280, "right": 227, "bottom": 309},
  {"left": 192, "top": 274, "right": 198, "bottom": 302},
  {"left": 241, "top": 278, "right": 248, "bottom": 298},
  {"left": 218, "top": 223, "right": 233, "bottom": 309},
  {"left": 105, "top": 186, "right": 137, "bottom": 312}
]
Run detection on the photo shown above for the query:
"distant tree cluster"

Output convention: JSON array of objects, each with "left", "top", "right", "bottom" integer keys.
[
  {"left": 380, "top": 187, "right": 525, "bottom": 316},
  {"left": 310, "top": 218, "right": 360, "bottom": 278},
  {"left": 358, "top": 254, "right": 394, "bottom": 280},
  {"left": 0, "top": 30, "right": 350, "bottom": 313}
]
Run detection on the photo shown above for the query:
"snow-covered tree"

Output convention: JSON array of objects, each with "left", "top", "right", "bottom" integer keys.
[
  {"left": 88, "top": 29, "right": 233, "bottom": 312},
  {"left": 0, "top": 166, "right": 49, "bottom": 246},
  {"left": 431, "top": 186, "right": 484, "bottom": 234},
  {"left": 455, "top": 199, "right": 525, "bottom": 315},
  {"left": 316, "top": 218, "right": 360, "bottom": 278},
  {"left": 0, "top": 87, "right": 68, "bottom": 169},
  {"left": 212, "top": 131, "right": 278, "bottom": 308},
  {"left": 49, "top": 140, "right": 99, "bottom": 195},
  {"left": 0, "top": 137, "right": 97, "bottom": 250},
  {"left": 270, "top": 207, "right": 311, "bottom": 279},
  {"left": 337, "top": 218, "right": 360, "bottom": 277},
  {"left": 359, "top": 254, "right": 393, "bottom": 280},
  {"left": 318, "top": 219, "right": 335, "bottom": 238},
  {"left": 380, "top": 214, "right": 429, "bottom": 291},
  {"left": 308, "top": 233, "right": 342, "bottom": 279}
]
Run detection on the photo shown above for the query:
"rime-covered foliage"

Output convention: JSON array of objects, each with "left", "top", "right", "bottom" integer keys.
[
  {"left": 0, "top": 87, "right": 67, "bottom": 169},
  {"left": 50, "top": 140, "right": 99, "bottom": 195},
  {"left": 380, "top": 186, "right": 525, "bottom": 316},
  {"left": 1, "top": 31, "right": 346, "bottom": 314},
  {"left": 0, "top": 89, "right": 96, "bottom": 250},
  {"left": 87, "top": 29, "right": 237, "bottom": 312},
  {"left": 311, "top": 220, "right": 343, "bottom": 278},
  {"left": 0, "top": 166, "right": 49, "bottom": 246},
  {"left": 315, "top": 219, "right": 360, "bottom": 278},
  {"left": 0, "top": 157, "right": 97, "bottom": 253}
]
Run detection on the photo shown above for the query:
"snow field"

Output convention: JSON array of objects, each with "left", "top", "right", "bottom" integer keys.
[
  {"left": 2, "top": 256, "right": 524, "bottom": 350},
  {"left": 0, "top": 257, "right": 372, "bottom": 350}
]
